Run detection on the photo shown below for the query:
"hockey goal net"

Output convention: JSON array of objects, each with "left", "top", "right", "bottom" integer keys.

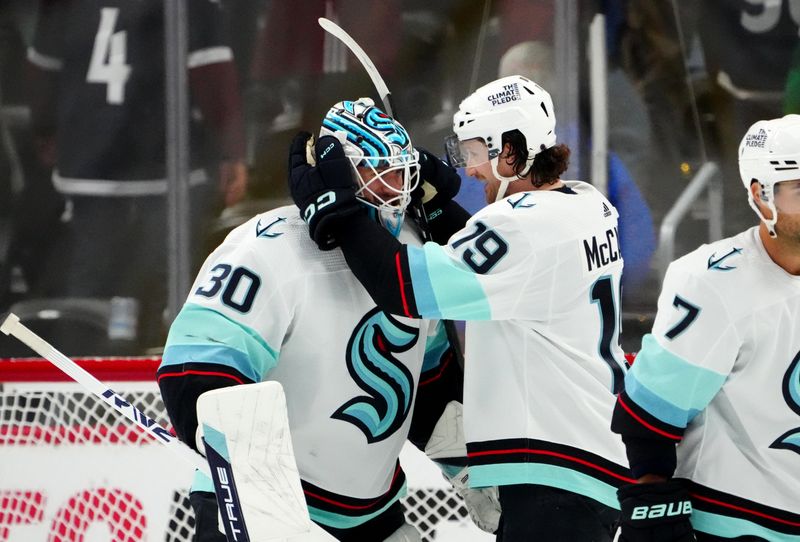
[{"left": 0, "top": 358, "right": 488, "bottom": 542}]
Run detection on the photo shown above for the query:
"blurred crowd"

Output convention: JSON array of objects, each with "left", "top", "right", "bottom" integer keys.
[{"left": 0, "top": 0, "right": 797, "bottom": 355}]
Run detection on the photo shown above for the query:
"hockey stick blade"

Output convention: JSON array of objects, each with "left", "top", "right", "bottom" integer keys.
[
  {"left": 0, "top": 313, "right": 211, "bottom": 475},
  {"left": 318, "top": 17, "right": 397, "bottom": 119}
]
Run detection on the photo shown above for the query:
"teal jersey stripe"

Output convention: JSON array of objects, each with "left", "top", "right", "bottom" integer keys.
[
  {"left": 468, "top": 463, "right": 621, "bottom": 510},
  {"left": 692, "top": 510, "right": 800, "bottom": 541},
  {"left": 625, "top": 371, "right": 701, "bottom": 428},
  {"left": 161, "top": 303, "right": 278, "bottom": 382},
  {"left": 628, "top": 334, "right": 726, "bottom": 418},
  {"left": 192, "top": 471, "right": 406, "bottom": 533},
  {"left": 307, "top": 482, "right": 408, "bottom": 529},
  {"left": 407, "top": 243, "right": 492, "bottom": 320},
  {"left": 202, "top": 424, "right": 231, "bottom": 461},
  {"left": 162, "top": 345, "right": 264, "bottom": 383},
  {"left": 422, "top": 326, "right": 449, "bottom": 372},
  {"left": 192, "top": 469, "right": 215, "bottom": 493},
  {"left": 193, "top": 475, "right": 409, "bottom": 531},
  {"left": 406, "top": 245, "right": 442, "bottom": 318}
]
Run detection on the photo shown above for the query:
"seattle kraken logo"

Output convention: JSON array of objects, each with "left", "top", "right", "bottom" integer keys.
[
  {"left": 333, "top": 308, "right": 419, "bottom": 443},
  {"left": 323, "top": 101, "right": 412, "bottom": 164},
  {"left": 363, "top": 107, "right": 411, "bottom": 150},
  {"left": 256, "top": 216, "right": 286, "bottom": 238},
  {"left": 771, "top": 349, "right": 800, "bottom": 455},
  {"left": 707, "top": 247, "right": 742, "bottom": 271}
]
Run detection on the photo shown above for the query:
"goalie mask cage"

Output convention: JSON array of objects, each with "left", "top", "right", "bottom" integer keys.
[{"left": 0, "top": 358, "right": 488, "bottom": 542}]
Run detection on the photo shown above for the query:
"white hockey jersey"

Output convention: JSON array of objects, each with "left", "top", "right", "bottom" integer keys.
[
  {"left": 624, "top": 227, "right": 800, "bottom": 540},
  {"left": 160, "top": 206, "right": 448, "bottom": 529},
  {"left": 404, "top": 181, "right": 632, "bottom": 509}
]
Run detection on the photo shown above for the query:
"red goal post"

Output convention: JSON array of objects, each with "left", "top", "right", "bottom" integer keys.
[{"left": 0, "top": 357, "right": 489, "bottom": 542}]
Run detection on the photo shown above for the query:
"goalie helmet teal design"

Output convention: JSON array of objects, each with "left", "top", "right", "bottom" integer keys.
[{"left": 320, "top": 98, "right": 419, "bottom": 236}]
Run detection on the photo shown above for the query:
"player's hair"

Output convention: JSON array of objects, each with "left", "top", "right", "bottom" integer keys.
[{"left": 502, "top": 129, "right": 570, "bottom": 187}]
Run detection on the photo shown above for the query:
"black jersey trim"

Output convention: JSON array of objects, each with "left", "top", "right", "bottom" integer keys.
[
  {"left": 156, "top": 362, "right": 251, "bottom": 451},
  {"left": 419, "top": 347, "right": 455, "bottom": 387},
  {"left": 553, "top": 185, "right": 578, "bottom": 195},
  {"left": 156, "top": 362, "right": 252, "bottom": 386},
  {"left": 395, "top": 247, "right": 420, "bottom": 318},
  {"left": 467, "top": 438, "right": 635, "bottom": 487},
  {"left": 300, "top": 462, "right": 406, "bottom": 517},
  {"left": 687, "top": 480, "right": 800, "bottom": 535},
  {"left": 612, "top": 390, "right": 685, "bottom": 442}
]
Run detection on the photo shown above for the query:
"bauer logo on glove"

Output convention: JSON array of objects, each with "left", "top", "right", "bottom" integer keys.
[
  {"left": 630, "top": 499, "right": 692, "bottom": 520},
  {"left": 616, "top": 480, "right": 695, "bottom": 542}
]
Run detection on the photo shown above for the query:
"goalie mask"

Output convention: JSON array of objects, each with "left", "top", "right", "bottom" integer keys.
[
  {"left": 320, "top": 98, "right": 420, "bottom": 236},
  {"left": 446, "top": 75, "right": 557, "bottom": 201},
  {"left": 739, "top": 114, "right": 800, "bottom": 237}
]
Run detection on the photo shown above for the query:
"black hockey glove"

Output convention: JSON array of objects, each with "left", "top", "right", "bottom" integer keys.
[
  {"left": 288, "top": 131, "right": 362, "bottom": 250},
  {"left": 616, "top": 480, "right": 695, "bottom": 542},
  {"left": 413, "top": 148, "right": 462, "bottom": 221}
]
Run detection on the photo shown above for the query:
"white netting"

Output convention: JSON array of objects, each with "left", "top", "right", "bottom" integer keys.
[
  {"left": 404, "top": 488, "right": 469, "bottom": 540},
  {"left": 0, "top": 381, "right": 196, "bottom": 541},
  {"left": 0, "top": 360, "right": 489, "bottom": 542}
]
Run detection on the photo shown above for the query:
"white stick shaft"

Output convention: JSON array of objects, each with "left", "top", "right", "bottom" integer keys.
[
  {"left": 318, "top": 17, "right": 394, "bottom": 117},
  {"left": 0, "top": 313, "right": 210, "bottom": 476}
]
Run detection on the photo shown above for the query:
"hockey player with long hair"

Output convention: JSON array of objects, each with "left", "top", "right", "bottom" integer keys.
[
  {"left": 289, "top": 76, "right": 633, "bottom": 541},
  {"left": 610, "top": 116, "right": 800, "bottom": 541},
  {"left": 157, "top": 98, "right": 499, "bottom": 541}
]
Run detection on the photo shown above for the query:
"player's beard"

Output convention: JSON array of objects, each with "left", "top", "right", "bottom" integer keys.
[
  {"left": 774, "top": 211, "right": 800, "bottom": 246},
  {"left": 484, "top": 179, "right": 501, "bottom": 203}
]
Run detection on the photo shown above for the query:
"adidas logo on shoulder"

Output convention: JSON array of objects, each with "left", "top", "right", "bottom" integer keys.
[{"left": 602, "top": 202, "right": 612, "bottom": 218}]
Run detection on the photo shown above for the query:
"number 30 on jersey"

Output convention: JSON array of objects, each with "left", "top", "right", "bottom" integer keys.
[{"left": 195, "top": 264, "right": 262, "bottom": 313}]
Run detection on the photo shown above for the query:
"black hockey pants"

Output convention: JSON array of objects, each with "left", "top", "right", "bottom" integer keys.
[{"left": 495, "top": 484, "right": 618, "bottom": 541}]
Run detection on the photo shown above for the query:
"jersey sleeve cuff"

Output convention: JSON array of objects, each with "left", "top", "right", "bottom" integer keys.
[{"left": 620, "top": 434, "right": 678, "bottom": 479}]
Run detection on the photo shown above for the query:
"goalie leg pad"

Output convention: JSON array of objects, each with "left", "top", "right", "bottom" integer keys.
[{"left": 197, "top": 381, "right": 336, "bottom": 541}]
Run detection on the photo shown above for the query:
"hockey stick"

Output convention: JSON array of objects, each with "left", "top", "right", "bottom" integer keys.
[
  {"left": 318, "top": 17, "right": 397, "bottom": 118},
  {"left": 318, "top": 17, "right": 465, "bottom": 366},
  {"left": 0, "top": 314, "right": 255, "bottom": 540},
  {"left": 0, "top": 313, "right": 334, "bottom": 542},
  {"left": 0, "top": 313, "right": 210, "bottom": 475}
]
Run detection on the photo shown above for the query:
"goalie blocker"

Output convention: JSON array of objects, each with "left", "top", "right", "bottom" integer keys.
[{"left": 196, "top": 382, "right": 335, "bottom": 541}]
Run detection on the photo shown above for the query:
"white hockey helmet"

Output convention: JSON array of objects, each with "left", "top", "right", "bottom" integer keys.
[
  {"left": 320, "top": 98, "right": 419, "bottom": 235},
  {"left": 446, "top": 75, "right": 557, "bottom": 201},
  {"left": 738, "top": 114, "right": 800, "bottom": 236}
]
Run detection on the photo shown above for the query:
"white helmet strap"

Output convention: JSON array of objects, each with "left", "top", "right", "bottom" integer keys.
[
  {"left": 749, "top": 182, "right": 778, "bottom": 237},
  {"left": 489, "top": 154, "right": 535, "bottom": 202}
]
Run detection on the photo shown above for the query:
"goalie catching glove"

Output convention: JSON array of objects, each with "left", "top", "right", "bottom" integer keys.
[
  {"left": 288, "top": 131, "right": 362, "bottom": 250},
  {"left": 425, "top": 401, "right": 501, "bottom": 534},
  {"left": 616, "top": 480, "right": 695, "bottom": 542}
]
